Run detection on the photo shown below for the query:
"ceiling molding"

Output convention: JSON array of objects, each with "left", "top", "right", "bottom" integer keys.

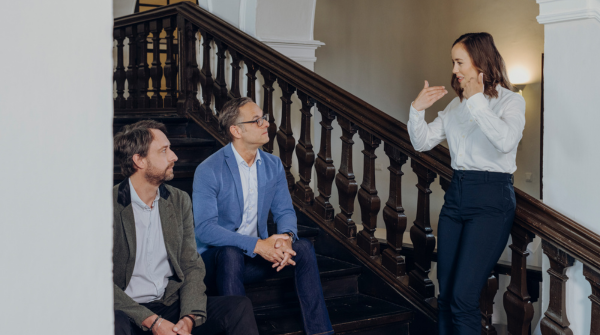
[{"left": 537, "top": 0, "right": 600, "bottom": 24}]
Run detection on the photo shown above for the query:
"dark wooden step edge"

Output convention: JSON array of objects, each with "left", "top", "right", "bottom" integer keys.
[
  {"left": 253, "top": 294, "right": 413, "bottom": 335},
  {"left": 333, "top": 310, "right": 413, "bottom": 334},
  {"left": 294, "top": 204, "right": 438, "bottom": 321}
]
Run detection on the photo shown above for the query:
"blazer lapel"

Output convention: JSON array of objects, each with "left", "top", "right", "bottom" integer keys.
[
  {"left": 120, "top": 206, "right": 137, "bottom": 285},
  {"left": 257, "top": 155, "right": 266, "bottom": 238},
  {"left": 224, "top": 144, "right": 244, "bottom": 216},
  {"left": 159, "top": 199, "right": 181, "bottom": 277}
]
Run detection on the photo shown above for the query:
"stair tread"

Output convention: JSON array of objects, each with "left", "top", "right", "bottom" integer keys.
[
  {"left": 246, "top": 255, "right": 361, "bottom": 292},
  {"left": 296, "top": 225, "right": 319, "bottom": 238},
  {"left": 254, "top": 294, "right": 413, "bottom": 335}
]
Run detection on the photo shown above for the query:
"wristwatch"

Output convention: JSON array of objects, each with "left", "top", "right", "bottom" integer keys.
[{"left": 285, "top": 231, "right": 295, "bottom": 242}]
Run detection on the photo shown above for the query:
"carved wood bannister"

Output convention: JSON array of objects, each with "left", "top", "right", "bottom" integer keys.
[{"left": 114, "top": 3, "right": 600, "bottom": 333}]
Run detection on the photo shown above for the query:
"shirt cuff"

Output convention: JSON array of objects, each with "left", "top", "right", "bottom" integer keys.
[
  {"left": 466, "top": 93, "right": 489, "bottom": 111},
  {"left": 409, "top": 102, "right": 425, "bottom": 119}
]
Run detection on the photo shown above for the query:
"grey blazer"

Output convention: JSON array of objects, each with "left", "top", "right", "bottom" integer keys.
[{"left": 113, "top": 180, "right": 207, "bottom": 330}]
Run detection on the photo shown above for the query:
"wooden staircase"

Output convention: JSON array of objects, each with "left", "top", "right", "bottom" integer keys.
[
  {"left": 113, "top": 114, "right": 415, "bottom": 334},
  {"left": 113, "top": 3, "right": 600, "bottom": 334}
]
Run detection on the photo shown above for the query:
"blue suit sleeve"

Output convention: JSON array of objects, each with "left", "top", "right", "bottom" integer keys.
[
  {"left": 193, "top": 163, "right": 259, "bottom": 256},
  {"left": 271, "top": 158, "right": 298, "bottom": 241}
]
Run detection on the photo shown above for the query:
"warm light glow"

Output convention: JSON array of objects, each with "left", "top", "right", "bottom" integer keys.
[{"left": 508, "top": 66, "right": 531, "bottom": 85}]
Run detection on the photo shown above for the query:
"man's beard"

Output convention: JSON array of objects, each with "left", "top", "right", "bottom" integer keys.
[{"left": 144, "top": 161, "right": 175, "bottom": 186}]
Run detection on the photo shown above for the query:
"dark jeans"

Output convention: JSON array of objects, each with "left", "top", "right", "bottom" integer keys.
[
  {"left": 201, "top": 238, "right": 334, "bottom": 335},
  {"left": 114, "top": 296, "right": 258, "bottom": 335},
  {"left": 437, "top": 170, "right": 516, "bottom": 335}
]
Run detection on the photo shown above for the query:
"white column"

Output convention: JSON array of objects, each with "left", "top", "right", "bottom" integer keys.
[
  {"left": 535, "top": 1, "right": 600, "bottom": 334},
  {"left": 0, "top": 0, "right": 114, "bottom": 334}
]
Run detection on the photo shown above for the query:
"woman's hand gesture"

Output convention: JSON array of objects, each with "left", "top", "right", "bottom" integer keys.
[
  {"left": 463, "top": 73, "right": 485, "bottom": 100},
  {"left": 412, "top": 80, "right": 448, "bottom": 111}
]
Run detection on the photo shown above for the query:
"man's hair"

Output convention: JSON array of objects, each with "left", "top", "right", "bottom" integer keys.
[
  {"left": 114, "top": 120, "right": 168, "bottom": 178},
  {"left": 218, "top": 97, "right": 254, "bottom": 142},
  {"left": 451, "top": 32, "right": 513, "bottom": 101}
]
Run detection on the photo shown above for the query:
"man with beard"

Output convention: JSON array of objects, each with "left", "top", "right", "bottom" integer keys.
[{"left": 112, "top": 120, "right": 259, "bottom": 335}]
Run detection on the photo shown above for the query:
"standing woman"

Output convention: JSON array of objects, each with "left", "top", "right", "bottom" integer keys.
[{"left": 407, "top": 32, "right": 525, "bottom": 335}]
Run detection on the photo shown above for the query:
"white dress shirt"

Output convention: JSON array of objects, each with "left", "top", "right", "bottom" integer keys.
[
  {"left": 124, "top": 179, "right": 173, "bottom": 303},
  {"left": 231, "top": 145, "right": 261, "bottom": 237},
  {"left": 407, "top": 85, "right": 525, "bottom": 174}
]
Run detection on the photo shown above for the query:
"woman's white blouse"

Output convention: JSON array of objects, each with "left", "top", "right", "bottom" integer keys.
[{"left": 407, "top": 85, "right": 525, "bottom": 174}]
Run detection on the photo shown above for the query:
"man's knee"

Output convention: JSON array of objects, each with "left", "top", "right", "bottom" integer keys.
[
  {"left": 114, "top": 310, "right": 133, "bottom": 335},
  {"left": 292, "top": 238, "right": 315, "bottom": 261},
  {"left": 292, "top": 238, "right": 313, "bottom": 253},
  {"left": 231, "top": 295, "right": 253, "bottom": 314}
]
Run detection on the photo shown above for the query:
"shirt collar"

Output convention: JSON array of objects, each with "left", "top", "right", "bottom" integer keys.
[
  {"left": 230, "top": 143, "right": 262, "bottom": 168},
  {"left": 128, "top": 178, "right": 160, "bottom": 209}
]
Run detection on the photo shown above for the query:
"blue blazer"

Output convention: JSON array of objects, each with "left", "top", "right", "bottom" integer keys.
[{"left": 192, "top": 143, "right": 297, "bottom": 256}]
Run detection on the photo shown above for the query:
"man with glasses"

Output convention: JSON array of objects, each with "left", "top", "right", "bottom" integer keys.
[{"left": 192, "top": 97, "right": 334, "bottom": 335}]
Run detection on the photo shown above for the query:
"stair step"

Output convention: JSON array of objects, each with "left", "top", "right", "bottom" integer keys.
[
  {"left": 113, "top": 115, "right": 190, "bottom": 138},
  {"left": 254, "top": 294, "right": 412, "bottom": 335},
  {"left": 246, "top": 255, "right": 361, "bottom": 307},
  {"left": 297, "top": 225, "right": 319, "bottom": 239}
]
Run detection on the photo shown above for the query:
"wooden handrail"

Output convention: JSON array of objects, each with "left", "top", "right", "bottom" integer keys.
[
  {"left": 170, "top": 0, "right": 600, "bottom": 272},
  {"left": 112, "top": 3, "right": 600, "bottom": 332}
]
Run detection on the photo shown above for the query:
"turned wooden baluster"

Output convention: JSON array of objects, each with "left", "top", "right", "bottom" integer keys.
[
  {"left": 276, "top": 79, "right": 297, "bottom": 191},
  {"left": 583, "top": 265, "right": 600, "bottom": 335},
  {"left": 149, "top": 20, "right": 163, "bottom": 109},
  {"left": 382, "top": 143, "right": 409, "bottom": 277},
  {"left": 357, "top": 129, "right": 382, "bottom": 257},
  {"left": 136, "top": 22, "right": 150, "bottom": 109},
  {"left": 293, "top": 91, "right": 316, "bottom": 206},
  {"left": 229, "top": 49, "right": 243, "bottom": 99},
  {"left": 177, "top": 19, "right": 200, "bottom": 117},
  {"left": 408, "top": 160, "right": 437, "bottom": 299},
  {"left": 114, "top": 28, "right": 127, "bottom": 110},
  {"left": 312, "top": 104, "right": 336, "bottom": 221},
  {"left": 199, "top": 31, "right": 214, "bottom": 121},
  {"left": 125, "top": 25, "right": 138, "bottom": 109},
  {"left": 260, "top": 68, "right": 277, "bottom": 153},
  {"left": 334, "top": 116, "right": 359, "bottom": 238},
  {"left": 540, "top": 241, "right": 575, "bottom": 335},
  {"left": 214, "top": 40, "right": 228, "bottom": 112},
  {"left": 162, "top": 17, "right": 177, "bottom": 108},
  {"left": 245, "top": 60, "right": 259, "bottom": 102},
  {"left": 504, "top": 225, "right": 535, "bottom": 335},
  {"left": 480, "top": 272, "right": 499, "bottom": 335}
]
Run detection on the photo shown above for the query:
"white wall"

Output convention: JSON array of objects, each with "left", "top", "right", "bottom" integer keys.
[
  {"left": 536, "top": 0, "right": 600, "bottom": 333},
  {"left": 0, "top": 0, "right": 114, "bottom": 333}
]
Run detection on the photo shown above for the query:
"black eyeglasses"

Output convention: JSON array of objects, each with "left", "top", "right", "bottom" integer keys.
[{"left": 237, "top": 114, "right": 269, "bottom": 127}]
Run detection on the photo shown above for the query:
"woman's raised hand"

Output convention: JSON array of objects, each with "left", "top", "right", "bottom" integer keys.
[
  {"left": 463, "top": 73, "right": 485, "bottom": 100},
  {"left": 412, "top": 80, "right": 448, "bottom": 111}
]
